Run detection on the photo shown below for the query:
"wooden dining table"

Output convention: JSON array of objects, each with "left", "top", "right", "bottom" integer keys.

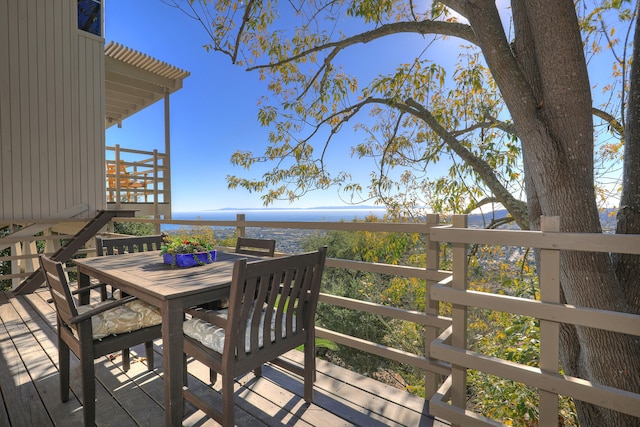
[{"left": 74, "top": 250, "right": 264, "bottom": 426}]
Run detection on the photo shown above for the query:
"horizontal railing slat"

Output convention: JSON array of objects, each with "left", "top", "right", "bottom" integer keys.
[
  {"left": 316, "top": 327, "right": 450, "bottom": 375},
  {"left": 431, "top": 284, "right": 640, "bottom": 337},
  {"left": 319, "top": 293, "right": 451, "bottom": 329},
  {"left": 431, "top": 225, "right": 640, "bottom": 254},
  {"left": 432, "top": 327, "right": 640, "bottom": 418}
]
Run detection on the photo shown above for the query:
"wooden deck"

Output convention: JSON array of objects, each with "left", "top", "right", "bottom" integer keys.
[{"left": 0, "top": 289, "right": 447, "bottom": 427}]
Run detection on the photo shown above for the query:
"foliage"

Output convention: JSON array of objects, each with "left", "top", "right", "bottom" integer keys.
[
  {"left": 302, "top": 217, "right": 439, "bottom": 389},
  {"left": 160, "top": 235, "right": 215, "bottom": 256},
  {"left": 0, "top": 226, "right": 11, "bottom": 291},
  {"left": 464, "top": 244, "right": 580, "bottom": 425},
  {"left": 172, "top": 0, "right": 640, "bottom": 424},
  {"left": 162, "top": 224, "right": 217, "bottom": 246},
  {"left": 0, "top": 226, "right": 49, "bottom": 291},
  {"left": 113, "top": 221, "right": 155, "bottom": 236},
  {"left": 160, "top": 231, "right": 216, "bottom": 266}
]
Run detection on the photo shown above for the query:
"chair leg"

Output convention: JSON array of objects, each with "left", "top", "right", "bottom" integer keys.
[
  {"left": 58, "top": 335, "right": 70, "bottom": 402},
  {"left": 209, "top": 368, "right": 218, "bottom": 384},
  {"left": 122, "top": 348, "right": 130, "bottom": 372},
  {"left": 80, "top": 352, "right": 96, "bottom": 426},
  {"left": 183, "top": 354, "right": 188, "bottom": 386},
  {"left": 144, "top": 341, "right": 154, "bottom": 371},
  {"left": 303, "top": 339, "right": 315, "bottom": 402},
  {"left": 221, "top": 375, "right": 235, "bottom": 427},
  {"left": 253, "top": 365, "right": 262, "bottom": 378},
  {"left": 99, "top": 284, "right": 108, "bottom": 301}
]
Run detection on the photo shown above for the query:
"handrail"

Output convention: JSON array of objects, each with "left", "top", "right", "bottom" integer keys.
[
  {"left": 106, "top": 144, "right": 167, "bottom": 208},
  {"left": 428, "top": 215, "right": 640, "bottom": 426},
  {"left": 1, "top": 213, "right": 451, "bottom": 399},
  {"left": 2, "top": 213, "right": 639, "bottom": 425}
]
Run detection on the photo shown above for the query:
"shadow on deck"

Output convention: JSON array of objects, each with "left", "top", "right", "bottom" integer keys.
[{"left": 0, "top": 289, "right": 447, "bottom": 427}]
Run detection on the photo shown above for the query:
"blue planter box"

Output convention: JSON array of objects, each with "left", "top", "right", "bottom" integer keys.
[{"left": 163, "top": 250, "right": 216, "bottom": 267}]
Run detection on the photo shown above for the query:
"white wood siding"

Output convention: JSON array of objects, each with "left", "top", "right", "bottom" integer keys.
[{"left": 0, "top": 0, "right": 105, "bottom": 221}]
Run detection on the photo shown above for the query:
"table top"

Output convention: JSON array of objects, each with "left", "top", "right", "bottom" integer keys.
[{"left": 75, "top": 250, "right": 262, "bottom": 304}]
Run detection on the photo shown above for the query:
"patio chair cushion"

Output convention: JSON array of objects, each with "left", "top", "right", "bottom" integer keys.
[
  {"left": 76, "top": 299, "right": 162, "bottom": 340},
  {"left": 183, "top": 307, "right": 295, "bottom": 354}
]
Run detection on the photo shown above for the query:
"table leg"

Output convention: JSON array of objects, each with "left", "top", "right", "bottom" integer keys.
[{"left": 163, "top": 300, "right": 184, "bottom": 426}]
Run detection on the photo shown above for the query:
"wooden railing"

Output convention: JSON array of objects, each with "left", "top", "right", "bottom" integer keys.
[
  {"left": 429, "top": 215, "right": 640, "bottom": 426},
  {"left": 106, "top": 144, "right": 168, "bottom": 207},
  {"left": 2, "top": 213, "right": 639, "bottom": 425}
]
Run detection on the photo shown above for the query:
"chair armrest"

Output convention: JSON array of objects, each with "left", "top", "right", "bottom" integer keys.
[
  {"left": 70, "top": 295, "right": 137, "bottom": 324},
  {"left": 71, "top": 282, "right": 106, "bottom": 295},
  {"left": 185, "top": 307, "right": 227, "bottom": 328},
  {"left": 46, "top": 282, "right": 106, "bottom": 303}
]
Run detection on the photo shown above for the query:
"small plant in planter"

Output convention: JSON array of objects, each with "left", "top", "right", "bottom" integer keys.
[{"left": 160, "top": 234, "right": 216, "bottom": 267}]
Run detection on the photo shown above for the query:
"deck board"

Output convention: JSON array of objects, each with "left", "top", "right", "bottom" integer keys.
[
  {"left": 0, "top": 293, "right": 55, "bottom": 426},
  {"left": 0, "top": 289, "right": 447, "bottom": 427}
]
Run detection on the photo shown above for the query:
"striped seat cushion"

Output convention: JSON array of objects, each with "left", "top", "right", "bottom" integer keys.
[{"left": 183, "top": 307, "right": 295, "bottom": 354}]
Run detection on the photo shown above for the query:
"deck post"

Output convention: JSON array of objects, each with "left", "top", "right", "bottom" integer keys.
[
  {"left": 153, "top": 149, "right": 160, "bottom": 234},
  {"left": 450, "top": 214, "right": 468, "bottom": 425},
  {"left": 163, "top": 89, "right": 172, "bottom": 218},
  {"left": 539, "top": 216, "right": 561, "bottom": 423},
  {"left": 424, "top": 213, "right": 441, "bottom": 399},
  {"left": 237, "top": 213, "right": 246, "bottom": 238},
  {"left": 114, "top": 144, "right": 122, "bottom": 209},
  {"left": 11, "top": 225, "right": 21, "bottom": 290}
]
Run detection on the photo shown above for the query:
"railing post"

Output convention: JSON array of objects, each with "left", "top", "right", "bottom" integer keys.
[
  {"left": 114, "top": 144, "right": 122, "bottom": 209},
  {"left": 539, "top": 216, "right": 560, "bottom": 424},
  {"left": 451, "top": 214, "right": 468, "bottom": 421},
  {"left": 22, "top": 238, "right": 37, "bottom": 275},
  {"left": 236, "top": 214, "right": 246, "bottom": 238},
  {"left": 424, "top": 213, "right": 441, "bottom": 399},
  {"left": 153, "top": 149, "right": 160, "bottom": 231},
  {"left": 11, "top": 225, "right": 21, "bottom": 290}
]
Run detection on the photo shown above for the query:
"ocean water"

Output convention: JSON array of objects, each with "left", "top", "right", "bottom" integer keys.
[
  {"left": 170, "top": 208, "right": 387, "bottom": 223},
  {"left": 163, "top": 208, "right": 387, "bottom": 233}
]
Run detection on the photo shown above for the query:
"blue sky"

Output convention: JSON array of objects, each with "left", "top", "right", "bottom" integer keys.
[
  {"left": 106, "top": 1, "right": 290, "bottom": 211},
  {"left": 104, "top": 2, "right": 625, "bottom": 214},
  {"left": 105, "top": 1, "right": 408, "bottom": 211}
]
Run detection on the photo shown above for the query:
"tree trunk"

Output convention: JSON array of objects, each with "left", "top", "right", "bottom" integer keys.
[
  {"left": 458, "top": 1, "right": 640, "bottom": 424},
  {"left": 615, "top": 8, "right": 640, "bottom": 315}
]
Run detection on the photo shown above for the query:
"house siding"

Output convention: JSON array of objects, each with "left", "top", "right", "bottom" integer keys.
[{"left": 0, "top": 0, "right": 105, "bottom": 221}]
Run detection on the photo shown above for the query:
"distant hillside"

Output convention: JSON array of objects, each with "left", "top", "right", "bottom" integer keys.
[{"left": 466, "top": 208, "right": 618, "bottom": 231}]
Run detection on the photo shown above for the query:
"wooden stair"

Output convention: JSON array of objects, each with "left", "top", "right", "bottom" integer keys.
[{"left": 13, "top": 210, "right": 136, "bottom": 295}]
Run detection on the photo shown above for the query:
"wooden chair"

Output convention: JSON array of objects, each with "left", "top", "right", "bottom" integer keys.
[
  {"left": 95, "top": 234, "right": 165, "bottom": 257},
  {"left": 235, "top": 237, "right": 276, "bottom": 257},
  {"left": 182, "top": 247, "right": 327, "bottom": 426},
  {"left": 39, "top": 254, "right": 163, "bottom": 427},
  {"left": 106, "top": 161, "right": 145, "bottom": 202},
  {"left": 95, "top": 234, "right": 165, "bottom": 365},
  {"left": 95, "top": 234, "right": 165, "bottom": 299},
  {"left": 196, "top": 237, "right": 276, "bottom": 312}
]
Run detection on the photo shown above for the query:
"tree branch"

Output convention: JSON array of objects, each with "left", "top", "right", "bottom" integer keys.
[
  {"left": 232, "top": 0, "right": 259, "bottom": 64},
  {"left": 398, "top": 97, "right": 529, "bottom": 228},
  {"left": 452, "top": 117, "right": 517, "bottom": 138},
  {"left": 247, "top": 20, "right": 476, "bottom": 71},
  {"left": 592, "top": 107, "right": 624, "bottom": 138}
]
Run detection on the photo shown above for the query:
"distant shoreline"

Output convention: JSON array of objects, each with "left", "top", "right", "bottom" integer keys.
[
  {"left": 167, "top": 207, "right": 387, "bottom": 227},
  {"left": 176, "top": 206, "right": 387, "bottom": 213}
]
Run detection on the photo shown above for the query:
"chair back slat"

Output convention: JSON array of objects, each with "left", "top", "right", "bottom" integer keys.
[
  {"left": 96, "top": 235, "right": 164, "bottom": 256},
  {"left": 225, "top": 248, "right": 327, "bottom": 362},
  {"left": 39, "top": 255, "right": 78, "bottom": 329},
  {"left": 235, "top": 237, "right": 276, "bottom": 257}
]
